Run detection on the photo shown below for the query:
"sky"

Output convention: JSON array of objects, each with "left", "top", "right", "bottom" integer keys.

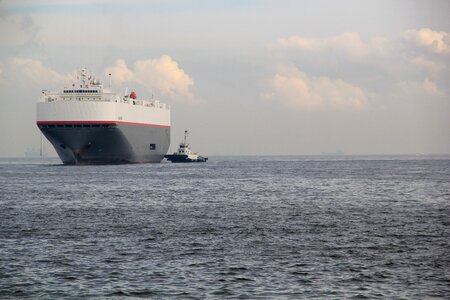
[{"left": 0, "top": 0, "right": 449, "bottom": 156}]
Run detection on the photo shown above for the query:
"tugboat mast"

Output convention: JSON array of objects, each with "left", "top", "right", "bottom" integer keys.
[{"left": 184, "top": 130, "right": 189, "bottom": 145}]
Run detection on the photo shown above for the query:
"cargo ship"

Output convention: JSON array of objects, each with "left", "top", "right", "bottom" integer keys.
[
  {"left": 165, "top": 130, "right": 208, "bottom": 163},
  {"left": 36, "top": 69, "right": 170, "bottom": 164}
]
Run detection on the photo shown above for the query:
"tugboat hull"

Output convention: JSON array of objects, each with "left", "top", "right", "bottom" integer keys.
[{"left": 164, "top": 154, "right": 208, "bottom": 163}]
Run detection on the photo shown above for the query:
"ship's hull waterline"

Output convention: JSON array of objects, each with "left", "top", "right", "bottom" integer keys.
[{"left": 38, "top": 122, "right": 170, "bottom": 164}]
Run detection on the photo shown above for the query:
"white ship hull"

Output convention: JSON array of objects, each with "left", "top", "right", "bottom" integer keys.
[{"left": 36, "top": 73, "right": 171, "bottom": 164}]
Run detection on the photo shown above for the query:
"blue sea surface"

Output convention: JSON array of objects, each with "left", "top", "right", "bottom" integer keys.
[{"left": 0, "top": 156, "right": 449, "bottom": 299}]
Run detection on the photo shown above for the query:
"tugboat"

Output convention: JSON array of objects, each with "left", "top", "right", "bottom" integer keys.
[{"left": 165, "top": 130, "right": 208, "bottom": 163}]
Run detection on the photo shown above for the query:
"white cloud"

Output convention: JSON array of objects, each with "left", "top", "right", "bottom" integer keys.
[
  {"left": 104, "top": 56, "right": 195, "bottom": 103},
  {"left": 398, "top": 78, "right": 444, "bottom": 98},
  {"left": 0, "top": 56, "right": 195, "bottom": 104},
  {"left": 273, "top": 30, "right": 450, "bottom": 101},
  {"left": 401, "top": 28, "right": 450, "bottom": 55},
  {"left": 278, "top": 29, "right": 450, "bottom": 59},
  {"left": 409, "top": 56, "right": 447, "bottom": 75},
  {"left": 0, "top": 58, "right": 74, "bottom": 88},
  {"left": 275, "top": 32, "right": 388, "bottom": 59},
  {"left": 104, "top": 59, "right": 133, "bottom": 85},
  {"left": 262, "top": 66, "right": 367, "bottom": 111}
]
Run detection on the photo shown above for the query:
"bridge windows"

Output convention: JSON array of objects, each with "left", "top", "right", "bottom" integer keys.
[{"left": 63, "top": 90, "right": 99, "bottom": 94}]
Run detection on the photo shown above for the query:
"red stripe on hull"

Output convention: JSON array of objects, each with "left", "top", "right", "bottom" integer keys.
[{"left": 36, "top": 120, "right": 170, "bottom": 128}]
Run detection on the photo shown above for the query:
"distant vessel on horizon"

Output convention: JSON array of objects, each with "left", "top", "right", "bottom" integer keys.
[{"left": 36, "top": 69, "right": 171, "bottom": 164}]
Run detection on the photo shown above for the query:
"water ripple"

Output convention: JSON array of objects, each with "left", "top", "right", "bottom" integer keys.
[{"left": 0, "top": 156, "right": 449, "bottom": 298}]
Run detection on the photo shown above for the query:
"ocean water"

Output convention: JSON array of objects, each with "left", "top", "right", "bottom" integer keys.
[{"left": 0, "top": 156, "right": 449, "bottom": 299}]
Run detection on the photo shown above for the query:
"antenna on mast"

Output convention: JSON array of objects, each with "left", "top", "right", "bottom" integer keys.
[{"left": 108, "top": 73, "right": 112, "bottom": 89}]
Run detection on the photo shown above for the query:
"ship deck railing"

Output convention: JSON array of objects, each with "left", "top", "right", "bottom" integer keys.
[{"left": 39, "top": 95, "right": 169, "bottom": 110}]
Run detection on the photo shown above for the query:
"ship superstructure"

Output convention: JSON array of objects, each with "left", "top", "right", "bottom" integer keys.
[{"left": 37, "top": 69, "right": 170, "bottom": 164}]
